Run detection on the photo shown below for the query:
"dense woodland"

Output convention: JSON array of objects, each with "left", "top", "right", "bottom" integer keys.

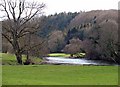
[{"left": 2, "top": 10, "right": 120, "bottom": 64}]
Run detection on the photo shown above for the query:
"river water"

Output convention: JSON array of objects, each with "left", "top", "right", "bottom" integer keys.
[{"left": 44, "top": 57, "right": 116, "bottom": 65}]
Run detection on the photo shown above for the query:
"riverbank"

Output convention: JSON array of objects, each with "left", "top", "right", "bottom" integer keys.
[
  {"left": 2, "top": 53, "right": 117, "bottom": 66},
  {"left": 2, "top": 53, "right": 118, "bottom": 85},
  {"left": 48, "top": 53, "right": 85, "bottom": 58}
]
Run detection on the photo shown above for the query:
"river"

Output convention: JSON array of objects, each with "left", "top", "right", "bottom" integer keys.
[{"left": 43, "top": 57, "right": 116, "bottom": 65}]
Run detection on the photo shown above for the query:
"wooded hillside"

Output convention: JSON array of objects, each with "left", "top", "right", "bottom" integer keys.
[{"left": 2, "top": 10, "right": 119, "bottom": 64}]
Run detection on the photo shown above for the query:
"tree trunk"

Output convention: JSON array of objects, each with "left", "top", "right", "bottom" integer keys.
[
  {"left": 15, "top": 52, "right": 22, "bottom": 64},
  {"left": 12, "top": 32, "right": 23, "bottom": 64},
  {"left": 26, "top": 51, "right": 29, "bottom": 60},
  {"left": 71, "top": 54, "right": 74, "bottom": 57}
]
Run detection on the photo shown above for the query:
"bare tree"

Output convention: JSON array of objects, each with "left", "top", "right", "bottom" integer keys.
[
  {"left": 0, "top": 0, "right": 45, "bottom": 64},
  {"left": 48, "top": 30, "right": 65, "bottom": 52},
  {"left": 63, "top": 38, "right": 82, "bottom": 57}
]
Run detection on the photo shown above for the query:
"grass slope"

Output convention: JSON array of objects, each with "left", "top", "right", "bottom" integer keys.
[
  {"left": 48, "top": 53, "right": 71, "bottom": 57},
  {"left": 1, "top": 53, "right": 42, "bottom": 65},
  {"left": 48, "top": 53, "right": 85, "bottom": 58},
  {"left": 2, "top": 53, "right": 25, "bottom": 65},
  {"left": 2, "top": 65, "right": 118, "bottom": 85}
]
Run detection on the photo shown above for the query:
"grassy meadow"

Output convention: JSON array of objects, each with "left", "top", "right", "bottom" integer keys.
[
  {"left": 1, "top": 53, "right": 42, "bottom": 65},
  {"left": 2, "top": 65, "right": 118, "bottom": 85},
  {"left": 1, "top": 53, "right": 118, "bottom": 85}
]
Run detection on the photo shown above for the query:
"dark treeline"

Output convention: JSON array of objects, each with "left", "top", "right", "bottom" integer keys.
[{"left": 2, "top": 10, "right": 120, "bottom": 64}]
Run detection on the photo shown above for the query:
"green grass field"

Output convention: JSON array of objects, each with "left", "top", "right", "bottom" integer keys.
[
  {"left": 1, "top": 53, "right": 42, "bottom": 65},
  {"left": 1, "top": 53, "right": 118, "bottom": 85},
  {"left": 2, "top": 65, "right": 118, "bottom": 85}
]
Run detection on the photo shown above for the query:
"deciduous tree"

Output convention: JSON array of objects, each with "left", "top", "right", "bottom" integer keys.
[{"left": 0, "top": 0, "right": 45, "bottom": 64}]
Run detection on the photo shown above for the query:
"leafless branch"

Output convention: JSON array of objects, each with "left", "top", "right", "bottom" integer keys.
[{"left": 1, "top": 0, "right": 45, "bottom": 64}]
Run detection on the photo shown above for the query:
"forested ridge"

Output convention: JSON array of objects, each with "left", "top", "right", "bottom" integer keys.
[{"left": 2, "top": 10, "right": 119, "bottom": 64}]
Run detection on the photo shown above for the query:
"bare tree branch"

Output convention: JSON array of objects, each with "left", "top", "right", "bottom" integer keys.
[
  {"left": 2, "top": 33, "right": 13, "bottom": 45},
  {"left": 17, "top": 0, "right": 25, "bottom": 21},
  {"left": 1, "top": 0, "right": 45, "bottom": 64}
]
